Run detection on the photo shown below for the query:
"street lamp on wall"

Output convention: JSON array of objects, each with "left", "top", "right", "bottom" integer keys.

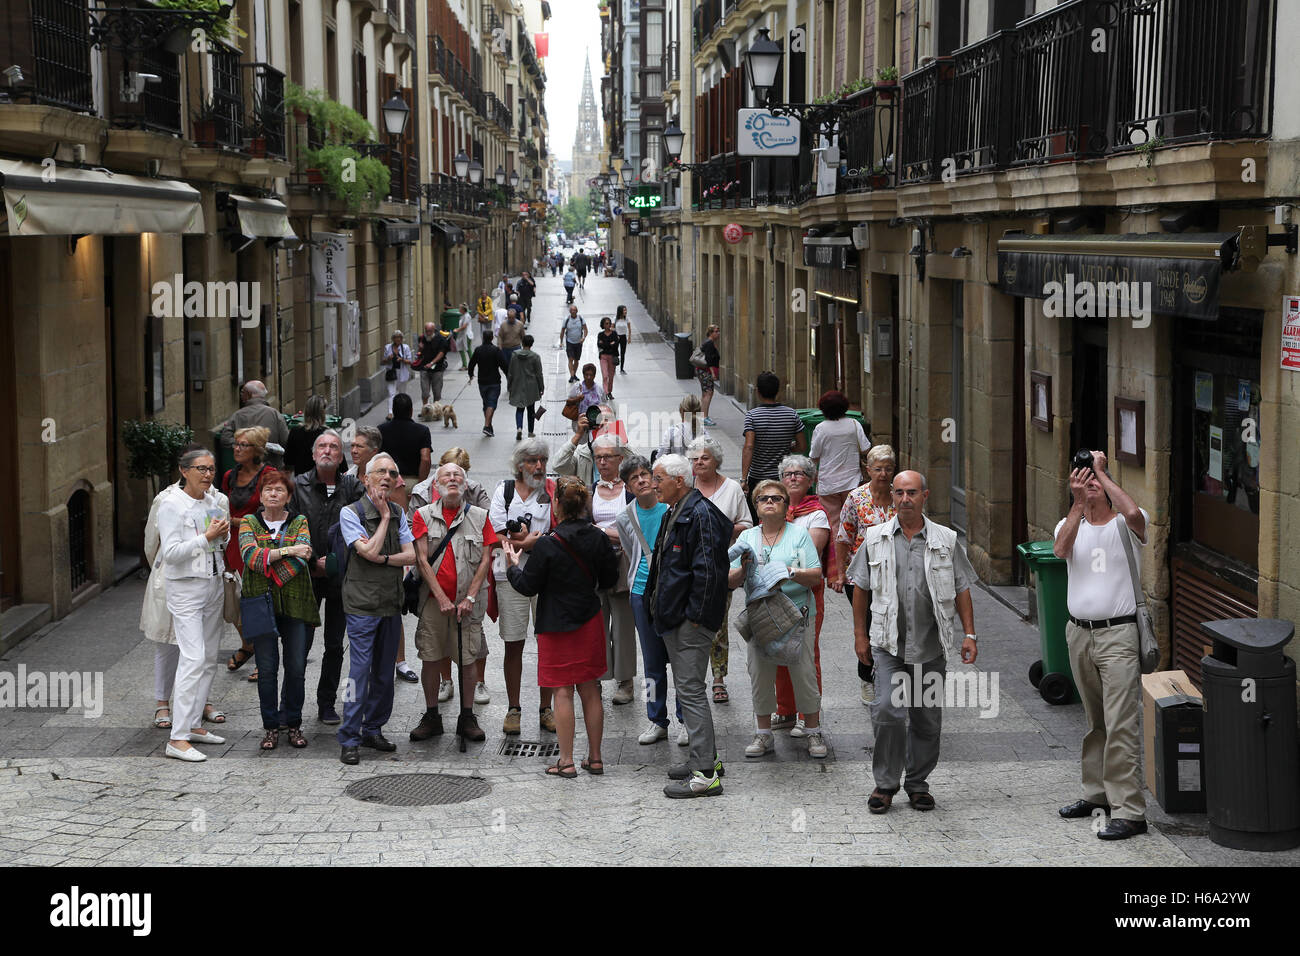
[
  {"left": 494, "top": 164, "right": 507, "bottom": 186},
  {"left": 468, "top": 159, "right": 484, "bottom": 185},
  {"left": 454, "top": 150, "right": 470, "bottom": 179},
  {"left": 381, "top": 92, "right": 410, "bottom": 137},
  {"left": 742, "top": 28, "right": 854, "bottom": 137}
]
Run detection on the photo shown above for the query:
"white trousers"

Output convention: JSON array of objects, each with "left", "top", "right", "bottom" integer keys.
[
  {"left": 167, "top": 575, "right": 224, "bottom": 742},
  {"left": 154, "top": 643, "right": 180, "bottom": 701}
]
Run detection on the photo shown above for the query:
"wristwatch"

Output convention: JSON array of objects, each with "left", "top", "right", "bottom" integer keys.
[
  {"left": 965, "top": 633, "right": 977, "bottom": 642},
  {"left": 383, "top": 554, "right": 389, "bottom": 565},
  {"left": 465, "top": 594, "right": 476, "bottom": 604}
]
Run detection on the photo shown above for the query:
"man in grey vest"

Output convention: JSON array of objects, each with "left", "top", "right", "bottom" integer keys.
[
  {"left": 338, "top": 452, "right": 416, "bottom": 765},
  {"left": 847, "top": 470, "right": 978, "bottom": 813}
]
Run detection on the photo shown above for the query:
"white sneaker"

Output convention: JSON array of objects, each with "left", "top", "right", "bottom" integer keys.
[
  {"left": 438, "top": 678, "right": 454, "bottom": 702},
  {"left": 744, "top": 733, "right": 775, "bottom": 758},
  {"left": 789, "top": 718, "right": 807, "bottom": 738},
  {"left": 861, "top": 680, "right": 875, "bottom": 705},
  {"left": 165, "top": 743, "right": 206, "bottom": 762},
  {"left": 188, "top": 731, "right": 225, "bottom": 745},
  {"left": 806, "top": 732, "right": 828, "bottom": 759},
  {"left": 474, "top": 681, "right": 490, "bottom": 705},
  {"left": 677, "top": 724, "right": 690, "bottom": 747},
  {"left": 638, "top": 722, "right": 669, "bottom": 745}
]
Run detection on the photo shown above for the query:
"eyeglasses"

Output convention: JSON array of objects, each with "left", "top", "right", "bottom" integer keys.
[
  {"left": 651, "top": 475, "right": 681, "bottom": 484},
  {"left": 233, "top": 442, "right": 253, "bottom": 449},
  {"left": 781, "top": 471, "right": 810, "bottom": 480},
  {"left": 867, "top": 465, "right": 894, "bottom": 475},
  {"left": 373, "top": 468, "right": 400, "bottom": 478},
  {"left": 756, "top": 495, "right": 788, "bottom": 505},
  {"left": 522, "top": 457, "right": 546, "bottom": 466},
  {"left": 187, "top": 465, "right": 217, "bottom": 475},
  {"left": 594, "top": 454, "right": 622, "bottom": 462}
]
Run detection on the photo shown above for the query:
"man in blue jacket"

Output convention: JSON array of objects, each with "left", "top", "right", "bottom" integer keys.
[{"left": 645, "top": 453, "right": 732, "bottom": 798}]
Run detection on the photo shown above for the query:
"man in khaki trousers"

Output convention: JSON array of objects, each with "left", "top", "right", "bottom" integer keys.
[{"left": 1053, "top": 450, "right": 1149, "bottom": 840}]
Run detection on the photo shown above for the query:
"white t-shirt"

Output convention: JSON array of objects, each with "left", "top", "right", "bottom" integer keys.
[
  {"left": 264, "top": 517, "right": 286, "bottom": 537},
  {"left": 488, "top": 481, "right": 554, "bottom": 580},
  {"left": 809, "top": 418, "right": 871, "bottom": 494},
  {"left": 791, "top": 510, "right": 830, "bottom": 533},
  {"left": 614, "top": 316, "right": 630, "bottom": 336},
  {"left": 700, "top": 477, "right": 752, "bottom": 530},
  {"left": 591, "top": 487, "right": 626, "bottom": 529},
  {"left": 1053, "top": 509, "right": 1149, "bottom": 620}
]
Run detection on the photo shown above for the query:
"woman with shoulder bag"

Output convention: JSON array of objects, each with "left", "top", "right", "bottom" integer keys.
[
  {"left": 728, "top": 480, "right": 827, "bottom": 760},
  {"left": 222, "top": 426, "right": 278, "bottom": 681},
  {"left": 504, "top": 479, "right": 617, "bottom": 778},
  {"left": 239, "top": 469, "right": 320, "bottom": 750},
  {"left": 156, "top": 448, "right": 231, "bottom": 762},
  {"left": 383, "top": 329, "right": 413, "bottom": 418},
  {"left": 588, "top": 435, "right": 637, "bottom": 706}
]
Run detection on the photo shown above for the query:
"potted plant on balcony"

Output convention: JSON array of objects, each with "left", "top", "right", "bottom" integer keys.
[
  {"left": 302, "top": 145, "right": 391, "bottom": 211},
  {"left": 192, "top": 100, "right": 220, "bottom": 146},
  {"left": 874, "top": 66, "right": 899, "bottom": 102},
  {"left": 151, "top": 0, "right": 247, "bottom": 51},
  {"left": 869, "top": 162, "right": 890, "bottom": 189}
]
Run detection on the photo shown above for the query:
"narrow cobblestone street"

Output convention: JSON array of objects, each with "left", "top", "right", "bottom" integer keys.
[{"left": 2, "top": 272, "right": 1292, "bottom": 867}]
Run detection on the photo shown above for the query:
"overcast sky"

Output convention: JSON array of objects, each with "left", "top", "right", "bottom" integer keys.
[{"left": 542, "top": 0, "right": 604, "bottom": 162}]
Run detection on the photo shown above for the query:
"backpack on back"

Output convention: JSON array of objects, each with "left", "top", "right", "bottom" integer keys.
[{"left": 326, "top": 500, "right": 369, "bottom": 579}]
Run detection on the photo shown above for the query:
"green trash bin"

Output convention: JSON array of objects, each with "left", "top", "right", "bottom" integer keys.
[
  {"left": 440, "top": 308, "right": 461, "bottom": 333},
  {"left": 796, "top": 407, "right": 868, "bottom": 435},
  {"left": 1016, "top": 541, "right": 1081, "bottom": 705}
]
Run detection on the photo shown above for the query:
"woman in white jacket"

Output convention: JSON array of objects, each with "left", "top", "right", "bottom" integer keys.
[
  {"left": 141, "top": 477, "right": 230, "bottom": 730},
  {"left": 156, "top": 447, "right": 230, "bottom": 761}
]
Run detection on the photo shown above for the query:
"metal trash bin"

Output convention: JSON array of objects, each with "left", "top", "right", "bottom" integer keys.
[
  {"left": 1015, "top": 541, "right": 1080, "bottom": 705},
  {"left": 674, "top": 333, "right": 694, "bottom": 380},
  {"left": 1199, "top": 618, "right": 1300, "bottom": 851},
  {"left": 441, "top": 308, "right": 462, "bottom": 333}
]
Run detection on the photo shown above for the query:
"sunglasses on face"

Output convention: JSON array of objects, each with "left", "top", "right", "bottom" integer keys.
[{"left": 756, "top": 495, "right": 788, "bottom": 504}]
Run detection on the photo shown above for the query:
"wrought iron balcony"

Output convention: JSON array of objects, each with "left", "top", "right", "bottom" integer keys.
[
  {"left": 899, "top": 59, "right": 953, "bottom": 184},
  {"left": 691, "top": 0, "right": 724, "bottom": 54},
  {"left": 837, "top": 90, "right": 898, "bottom": 193},
  {"left": 947, "top": 30, "right": 1015, "bottom": 175},
  {"left": 2, "top": 0, "right": 95, "bottom": 113},
  {"left": 244, "top": 61, "right": 286, "bottom": 158},
  {"left": 424, "top": 174, "right": 491, "bottom": 220},
  {"left": 209, "top": 48, "right": 245, "bottom": 149}
]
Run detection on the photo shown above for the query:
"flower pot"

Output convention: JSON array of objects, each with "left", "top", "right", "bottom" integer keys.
[
  {"left": 869, "top": 174, "right": 888, "bottom": 189},
  {"left": 161, "top": 26, "right": 191, "bottom": 57},
  {"left": 248, "top": 136, "right": 267, "bottom": 157},
  {"left": 192, "top": 119, "right": 218, "bottom": 146},
  {"left": 306, "top": 167, "right": 325, "bottom": 184}
]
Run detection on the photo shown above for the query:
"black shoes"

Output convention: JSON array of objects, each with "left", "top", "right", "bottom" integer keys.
[
  {"left": 361, "top": 733, "right": 397, "bottom": 752},
  {"left": 319, "top": 704, "right": 341, "bottom": 725},
  {"left": 409, "top": 711, "right": 444, "bottom": 741},
  {"left": 456, "top": 712, "right": 486, "bottom": 742},
  {"left": 395, "top": 663, "right": 420, "bottom": 683},
  {"left": 1059, "top": 799, "right": 1108, "bottom": 819},
  {"left": 340, "top": 746, "right": 360, "bottom": 765},
  {"left": 1098, "top": 818, "right": 1148, "bottom": 840}
]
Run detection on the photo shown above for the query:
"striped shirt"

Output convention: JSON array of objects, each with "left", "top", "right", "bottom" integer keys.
[{"left": 743, "top": 404, "right": 804, "bottom": 483}]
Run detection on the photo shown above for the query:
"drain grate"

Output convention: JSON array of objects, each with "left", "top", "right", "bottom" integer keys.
[
  {"left": 344, "top": 773, "right": 491, "bottom": 807},
  {"left": 498, "top": 739, "right": 561, "bottom": 758},
  {"left": 636, "top": 332, "right": 669, "bottom": 344}
]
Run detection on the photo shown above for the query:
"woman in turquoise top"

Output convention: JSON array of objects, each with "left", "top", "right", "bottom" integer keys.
[
  {"left": 728, "top": 480, "right": 827, "bottom": 759},
  {"left": 615, "top": 455, "right": 684, "bottom": 745}
]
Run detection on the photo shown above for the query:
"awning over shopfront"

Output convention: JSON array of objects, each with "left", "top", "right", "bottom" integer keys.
[
  {"left": 0, "top": 160, "right": 204, "bottom": 236},
  {"left": 803, "top": 235, "right": 857, "bottom": 269},
  {"left": 996, "top": 232, "right": 1241, "bottom": 319},
  {"left": 377, "top": 217, "right": 421, "bottom": 247},
  {"left": 429, "top": 220, "right": 465, "bottom": 248},
  {"left": 220, "top": 193, "right": 300, "bottom": 249}
]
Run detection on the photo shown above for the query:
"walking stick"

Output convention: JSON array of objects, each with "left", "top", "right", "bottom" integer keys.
[{"left": 456, "top": 614, "right": 467, "bottom": 753}]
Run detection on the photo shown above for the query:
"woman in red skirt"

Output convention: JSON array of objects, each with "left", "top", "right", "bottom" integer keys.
[{"left": 504, "top": 478, "right": 617, "bottom": 778}]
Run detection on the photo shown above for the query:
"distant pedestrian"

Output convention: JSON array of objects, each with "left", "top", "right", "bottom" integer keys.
[
  {"left": 569, "top": 364, "right": 602, "bottom": 420},
  {"left": 505, "top": 478, "right": 617, "bottom": 778},
  {"left": 508, "top": 334, "right": 546, "bottom": 440},
  {"left": 597, "top": 318, "right": 619, "bottom": 400},
  {"left": 467, "top": 330, "right": 508, "bottom": 437},
  {"left": 496, "top": 306, "right": 525, "bottom": 367},
  {"left": 1053, "top": 450, "right": 1150, "bottom": 840},
  {"left": 517, "top": 272, "right": 537, "bottom": 322},
  {"left": 239, "top": 469, "right": 319, "bottom": 751},
  {"left": 377, "top": 393, "right": 431, "bottom": 513},
  {"left": 476, "top": 291, "right": 495, "bottom": 340},
  {"left": 698, "top": 326, "right": 721, "bottom": 426},
  {"left": 413, "top": 320, "right": 453, "bottom": 404},
  {"left": 614, "top": 305, "right": 631, "bottom": 373},
  {"left": 658, "top": 395, "right": 705, "bottom": 460},
  {"left": 741, "top": 371, "right": 806, "bottom": 519},
  {"left": 646, "top": 455, "right": 732, "bottom": 798},
  {"left": 846, "top": 470, "right": 978, "bottom": 814},
  {"left": 283, "top": 394, "right": 327, "bottom": 475},
  {"left": 338, "top": 453, "right": 417, "bottom": 766},
  {"left": 560, "top": 305, "right": 587, "bottom": 381},
  {"left": 563, "top": 266, "right": 577, "bottom": 304},
  {"left": 455, "top": 304, "right": 474, "bottom": 369},
  {"left": 809, "top": 390, "right": 870, "bottom": 545},
  {"left": 219, "top": 379, "right": 289, "bottom": 452},
  {"left": 382, "top": 330, "right": 414, "bottom": 417}
]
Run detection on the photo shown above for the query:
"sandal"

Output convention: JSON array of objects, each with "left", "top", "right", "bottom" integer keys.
[
  {"left": 712, "top": 681, "right": 729, "bottom": 704},
  {"left": 286, "top": 728, "right": 308, "bottom": 749},
  {"left": 545, "top": 759, "right": 577, "bottom": 779},
  {"left": 908, "top": 791, "right": 936, "bottom": 811},
  {"left": 260, "top": 729, "right": 279, "bottom": 750},
  {"left": 202, "top": 705, "right": 226, "bottom": 724},
  {"left": 227, "top": 647, "right": 254, "bottom": 672},
  {"left": 247, "top": 669, "right": 259, "bottom": 682},
  {"left": 868, "top": 789, "right": 894, "bottom": 814},
  {"left": 152, "top": 706, "right": 172, "bottom": 730},
  {"left": 581, "top": 757, "right": 604, "bottom": 776}
]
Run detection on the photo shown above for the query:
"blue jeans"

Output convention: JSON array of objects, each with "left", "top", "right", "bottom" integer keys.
[
  {"left": 630, "top": 593, "right": 682, "bottom": 728},
  {"left": 338, "top": 613, "right": 401, "bottom": 747},
  {"left": 252, "top": 615, "right": 310, "bottom": 729}
]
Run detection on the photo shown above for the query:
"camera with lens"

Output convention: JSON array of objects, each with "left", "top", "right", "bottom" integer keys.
[
  {"left": 586, "top": 404, "right": 603, "bottom": 428},
  {"left": 506, "top": 512, "right": 535, "bottom": 535},
  {"left": 1072, "top": 448, "right": 1096, "bottom": 474}
]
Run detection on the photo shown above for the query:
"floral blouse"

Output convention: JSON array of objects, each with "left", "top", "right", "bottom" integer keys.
[{"left": 837, "top": 484, "right": 896, "bottom": 562}]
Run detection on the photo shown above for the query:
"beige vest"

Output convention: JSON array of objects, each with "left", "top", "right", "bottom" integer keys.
[
  {"left": 862, "top": 516, "right": 960, "bottom": 660},
  {"left": 415, "top": 502, "right": 490, "bottom": 613}
]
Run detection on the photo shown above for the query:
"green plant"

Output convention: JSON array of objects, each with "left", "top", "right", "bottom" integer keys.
[
  {"left": 876, "top": 66, "right": 899, "bottom": 83},
  {"left": 284, "top": 82, "right": 375, "bottom": 143},
  {"left": 1135, "top": 134, "right": 1164, "bottom": 168},
  {"left": 302, "top": 145, "right": 390, "bottom": 210},
  {"left": 151, "top": 0, "right": 247, "bottom": 44},
  {"left": 123, "top": 419, "right": 194, "bottom": 498}
]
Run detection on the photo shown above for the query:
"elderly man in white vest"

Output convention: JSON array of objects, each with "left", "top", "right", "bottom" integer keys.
[{"left": 847, "top": 470, "right": 978, "bottom": 814}]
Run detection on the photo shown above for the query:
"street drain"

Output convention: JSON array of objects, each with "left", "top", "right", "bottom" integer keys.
[
  {"left": 499, "top": 739, "right": 561, "bottom": 758},
  {"left": 344, "top": 773, "right": 490, "bottom": 807}
]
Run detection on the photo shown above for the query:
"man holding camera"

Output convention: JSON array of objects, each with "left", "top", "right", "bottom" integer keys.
[
  {"left": 1053, "top": 449, "right": 1149, "bottom": 840},
  {"left": 488, "top": 439, "right": 558, "bottom": 736}
]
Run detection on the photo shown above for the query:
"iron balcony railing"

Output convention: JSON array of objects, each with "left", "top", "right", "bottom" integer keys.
[
  {"left": 947, "top": 30, "right": 1015, "bottom": 175},
  {"left": 837, "top": 89, "right": 898, "bottom": 194},
  {"left": 404, "top": 0, "right": 415, "bottom": 38},
  {"left": 244, "top": 61, "right": 286, "bottom": 158},
  {"left": 19, "top": 0, "right": 95, "bottom": 113},
  {"left": 114, "top": 44, "right": 182, "bottom": 134},
  {"left": 1110, "top": 0, "right": 1274, "bottom": 150},
  {"left": 211, "top": 48, "right": 245, "bottom": 149},
  {"left": 692, "top": 0, "right": 724, "bottom": 53},
  {"left": 899, "top": 59, "right": 953, "bottom": 184},
  {"left": 425, "top": 174, "right": 491, "bottom": 219}
]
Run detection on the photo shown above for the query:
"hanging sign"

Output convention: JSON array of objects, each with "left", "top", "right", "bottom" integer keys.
[
  {"left": 536, "top": 33, "right": 548, "bottom": 57},
  {"left": 737, "top": 109, "right": 801, "bottom": 157},
  {"left": 722, "top": 223, "right": 743, "bottom": 244},
  {"left": 311, "top": 232, "right": 348, "bottom": 304},
  {"left": 1282, "top": 295, "right": 1300, "bottom": 371}
]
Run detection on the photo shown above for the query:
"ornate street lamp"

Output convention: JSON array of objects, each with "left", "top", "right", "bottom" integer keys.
[
  {"left": 454, "top": 150, "right": 470, "bottom": 179},
  {"left": 381, "top": 92, "right": 410, "bottom": 137}
]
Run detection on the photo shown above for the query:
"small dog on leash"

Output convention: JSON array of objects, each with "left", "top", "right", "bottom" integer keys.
[{"left": 420, "top": 401, "right": 458, "bottom": 428}]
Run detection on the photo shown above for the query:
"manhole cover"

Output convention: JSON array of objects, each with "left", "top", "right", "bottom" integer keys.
[
  {"left": 344, "top": 773, "right": 490, "bottom": 806},
  {"left": 636, "top": 332, "right": 666, "bottom": 344},
  {"left": 498, "top": 739, "right": 561, "bottom": 758}
]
